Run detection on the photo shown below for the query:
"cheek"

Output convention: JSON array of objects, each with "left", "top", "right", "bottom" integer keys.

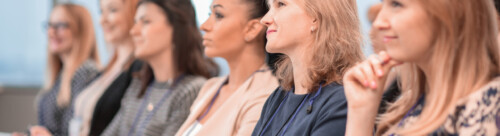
[
  {"left": 389, "top": 23, "right": 433, "bottom": 62},
  {"left": 138, "top": 25, "right": 173, "bottom": 58},
  {"left": 267, "top": 10, "right": 310, "bottom": 53},
  {"left": 110, "top": 15, "right": 129, "bottom": 36},
  {"left": 206, "top": 21, "right": 245, "bottom": 57}
]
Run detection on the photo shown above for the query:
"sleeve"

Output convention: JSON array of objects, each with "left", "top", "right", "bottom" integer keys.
[
  {"left": 162, "top": 78, "right": 205, "bottom": 136},
  {"left": 251, "top": 88, "right": 281, "bottom": 136},
  {"left": 451, "top": 87, "right": 500, "bottom": 135},
  {"left": 311, "top": 88, "right": 348, "bottom": 136}
]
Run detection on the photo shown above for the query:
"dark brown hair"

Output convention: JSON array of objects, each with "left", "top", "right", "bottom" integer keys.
[
  {"left": 135, "top": 0, "right": 218, "bottom": 97},
  {"left": 242, "top": 0, "right": 282, "bottom": 72}
]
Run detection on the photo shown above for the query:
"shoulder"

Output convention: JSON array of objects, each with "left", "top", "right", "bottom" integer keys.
[
  {"left": 178, "top": 75, "right": 207, "bottom": 89},
  {"left": 319, "top": 82, "right": 347, "bottom": 103},
  {"left": 78, "top": 59, "right": 99, "bottom": 73},
  {"left": 196, "top": 76, "right": 226, "bottom": 97},
  {"left": 247, "top": 70, "right": 279, "bottom": 96},
  {"left": 261, "top": 87, "right": 288, "bottom": 110},
  {"left": 74, "top": 60, "right": 100, "bottom": 79},
  {"left": 315, "top": 82, "right": 348, "bottom": 118},
  {"left": 442, "top": 78, "right": 500, "bottom": 135},
  {"left": 172, "top": 75, "right": 207, "bottom": 98}
]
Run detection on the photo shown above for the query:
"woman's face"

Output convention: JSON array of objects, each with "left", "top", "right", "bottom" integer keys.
[
  {"left": 47, "top": 7, "right": 75, "bottom": 55},
  {"left": 200, "top": 0, "right": 255, "bottom": 58},
  {"left": 100, "top": 0, "right": 132, "bottom": 44},
  {"left": 373, "top": 0, "right": 433, "bottom": 62},
  {"left": 260, "top": 0, "right": 316, "bottom": 54},
  {"left": 130, "top": 3, "right": 173, "bottom": 60}
]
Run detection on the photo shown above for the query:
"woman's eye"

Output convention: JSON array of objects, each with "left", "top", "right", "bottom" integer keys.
[
  {"left": 390, "top": 0, "right": 403, "bottom": 8},
  {"left": 277, "top": 2, "right": 286, "bottom": 7},
  {"left": 215, "top": 13, "right": 224, "bottom": 19}
]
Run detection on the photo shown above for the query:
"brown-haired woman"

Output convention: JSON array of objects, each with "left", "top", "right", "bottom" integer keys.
[
  {"left": 30, "top": 3, "right": 101, "bottom": 136},
  {"left": 344, "top": 0, "right": 500, "bottom": 135},
  {"left": 70, "top": 0, "right": 141, "bottom": 135},
  {"left": 101, "top": 0, "right": 217, "bottom": 135},
  {"left": 252, "top": 0, "right": 364, "bottom": 135},
  {"left": 175, "top": 0, "right": 279, "bottom": 135}
]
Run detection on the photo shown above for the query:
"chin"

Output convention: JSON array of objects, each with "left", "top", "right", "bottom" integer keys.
[{"left": 265, "top": 42, "right": 282, "bottom": 54}]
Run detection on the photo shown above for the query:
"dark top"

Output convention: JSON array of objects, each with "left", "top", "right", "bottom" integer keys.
[
  {"left": 37, "top": 60, "right": 99, "bottom": 136},
  {"left": 88, "top": 60, "right": 143, "bottom": 136},
  {"left": 378, "top": 79, "right": 401, "bottom": 114},
  {"left": 252, "top": 82, "right": 348, "bottom": 136}
]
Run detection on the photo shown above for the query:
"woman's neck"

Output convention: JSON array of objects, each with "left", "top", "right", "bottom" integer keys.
[
  {"left": 289, "top": 46, "right": 312, "bottom": 95},
  {"left": 114, "top": 40, "right": 134, "bottom": 66},
  {"left": 416, "top": 59, "right": 434, "bottom": 93},
  {"left": 59, "top": 50, "right": 72, "bottom": 66},
  {"left": 224, "top": 44, "right": 266, "bottom": 91},
  {"left": 148, "top": 50, "right": 175, "bottom": 82}
]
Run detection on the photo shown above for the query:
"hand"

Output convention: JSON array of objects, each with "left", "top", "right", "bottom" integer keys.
[
  {"left": 344, "top": 51, "right": 402, "bottom": 110},
  {"left": 344, "top": 51, "right": 402, "bottom": 136},
  {"left": 29, "top": 126, "right": 53, "bottom": 136}
]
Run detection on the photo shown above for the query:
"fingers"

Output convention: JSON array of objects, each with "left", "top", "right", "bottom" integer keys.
[
  {"left": 378, "top": 51, "right": 403, "bottom": 75},
  {"left": 360, "top": 61, "right": 377, "bottom": 89}
]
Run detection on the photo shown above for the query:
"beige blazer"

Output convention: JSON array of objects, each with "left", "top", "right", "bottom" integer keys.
[{"left": 176, "top": 65, "right": 279, "bottom": 136}]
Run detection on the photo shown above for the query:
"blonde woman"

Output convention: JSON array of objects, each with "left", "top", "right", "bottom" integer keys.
[
  {"left": 252, "top": 0, "right": 364, "bottom": 135},
  {"left": 344, "top": 0, "right": 500, "bottom": 135},
  {"left": 31, "top": 3, "right": 100, "bottom": 136},
  {"left": 70, "top": 0, "right": 141, "bottom": 135}
]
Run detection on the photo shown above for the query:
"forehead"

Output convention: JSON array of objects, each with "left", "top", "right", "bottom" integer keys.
[
  {"left": 50, "top": 7, "right": 71, "bottom": 22},
  {"left": 101, "top": 0, "right": 123, "bottom": 7},
  {"left": 212, "top": 0, "right": 247, "bottom": 10},
  {"left": 135, "top": 2, "right": 164, "bottom": 17}
]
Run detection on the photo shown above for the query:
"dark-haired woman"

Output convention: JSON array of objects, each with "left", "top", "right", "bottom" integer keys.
[
  {"left": 101, "top": 0, "right": 217, "bottom": 135},
  {"left": 175, "top": 0, "right": 279, "bottom": 135}
]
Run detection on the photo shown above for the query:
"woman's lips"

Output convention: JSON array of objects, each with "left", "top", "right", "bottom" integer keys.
[
  {"left": 267, "top": 30, "right": 277, "bottom": 35},
  {"left": 383, "top": 36, "right": 398, "bottom": 43}
]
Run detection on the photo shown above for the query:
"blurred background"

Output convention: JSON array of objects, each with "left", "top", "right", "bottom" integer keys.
[{"left": 0, "top": 0, "right": 379, "bottom": 132}]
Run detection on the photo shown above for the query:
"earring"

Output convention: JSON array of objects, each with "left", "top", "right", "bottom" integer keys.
[
  {"left": 244, "top": 37, "right": 250, "bottom": 42},
  {"left": 310, "top": 26, "right": 316, "bottom": 32}
]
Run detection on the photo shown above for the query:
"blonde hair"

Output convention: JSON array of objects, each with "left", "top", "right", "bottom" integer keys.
[
  {"left": 276, "top": 0, "right": 364, "bottom": 91},
  {"left": 102, "top": 0, "right": 140, "bottom": 73},
  {"left": 376, "top": 0, "right": 500, "bottom": 135},
  {"left": 45, "top": 3, "right": 101, "bottom": 107}
]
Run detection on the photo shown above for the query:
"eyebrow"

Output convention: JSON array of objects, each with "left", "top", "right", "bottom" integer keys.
[{"left": 212, "top": 4, "right": 223, "bottom": 9}]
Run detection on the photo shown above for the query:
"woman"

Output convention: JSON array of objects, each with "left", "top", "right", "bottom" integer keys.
[
  {"left": 101, "top": 0, "right": 217, "bottom": 135},
  {"left": 175, "top": 0, "right": 279, "bottom": 135},
  {"left": 31, "top": 3, "right": 101, "bottom": 136},
  {"left": 252, "top": 0, "right": 364, "bottom": 135},
  {"left": 70, "top": 0, "right": 141, "bottom": 135},
  {"left": 344, "top": 0, "right": 500, "bottom": 135}
]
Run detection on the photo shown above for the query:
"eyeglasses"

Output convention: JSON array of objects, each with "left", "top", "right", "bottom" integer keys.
[{"left": 44, "top": 22, "right": 69, "bottom": 32}]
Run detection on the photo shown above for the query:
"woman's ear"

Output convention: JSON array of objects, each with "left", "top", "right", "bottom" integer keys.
[
  {"left": 311, "top": 18, "right": 318, "bottom": 32},
  {"left": 243, "top": 19, "right": 266, "bottom": 42}
]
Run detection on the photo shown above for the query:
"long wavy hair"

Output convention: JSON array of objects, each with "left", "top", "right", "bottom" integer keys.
[
  {"left": 275, "top": 0, "right": 364, "bottom": 92},
  {"left": 376, "top": 0, "right": 500, "bottom": 135}
]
